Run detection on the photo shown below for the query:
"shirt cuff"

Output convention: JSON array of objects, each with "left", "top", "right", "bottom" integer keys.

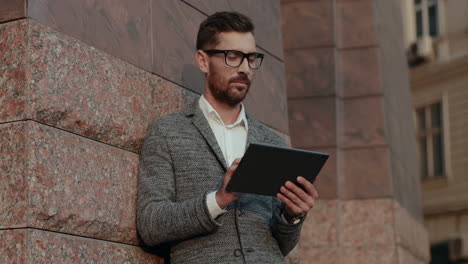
[{"left": 206, "top": 191, "right": 227, "bottom": 219}]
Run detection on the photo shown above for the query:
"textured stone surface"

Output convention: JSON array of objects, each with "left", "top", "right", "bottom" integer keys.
[
  {"left": 339, "top": 97, "right": 387, "bottom": 148},
  {"left": 298, "top": 247, "right": 338, "bottom": 264},
  {"left": 0, "top": 0, "right": 25, "bottom": 23},
  {"left": 288, "top": 97, "right": 336, "bottom": 148},
  {"left": 336, "top": 0, "right": 377, "bottom": 49},
  {"left": 300, "top": 200, "right": 338, "bottom": 247},
  {"left": 0, "top": 229, "right": 28, "bottom": 264},
  {"left": 245, "top": 52, "right": 288, "bottom": 133},
  {"left": 27, "top": 121, "right": 140, "bottom": 245},
  {"left": 184, "top": 0, "right": 284, "bottom": 59},
  {"left": 1, "top": 121, "right": 143, "bottom": 245},
  {"left": 0, "top": 19, "right": 27, "bottom": 122},
  {"left": 0, "top": 122, "right": 28, "bottom": 229},
  {"left": 281, "top": 0, "right": 334, "bottom": 50},
  {"left": 152, "top": 0, "right": 206, "bottom": 94},
  {"left": 27, "top": 20, "right": 185, "bottom": 153},
  {"left": 285, "top": 47, "right": 335, "bottom": 98},
  {"left": 337, "top": 48, "right": 382, "bottom": 98},
  {"left": 340, "top": 147, "right": 393, "bottom": 199},
  {"left": 27, "top": 0, "right": 152, "bottom": 71},
  {"left": 310, "top": 147, "right": 337, "bottom": 199},
  {"left": 394, "top": 201, "right": 430, "bottom": 262},
  {"left": 339, "top": 199, "right": 395, "bottom": 247},
  {"left": 0, "top": 229, "right": 162, "bottom": 263},
  {"left": 339, "top": 246, "right": 397, "bottom": 264}
]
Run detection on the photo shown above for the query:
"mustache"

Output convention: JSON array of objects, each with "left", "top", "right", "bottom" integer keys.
[{"left": 229, "top": 75, "right": 251, "bottom": 85}]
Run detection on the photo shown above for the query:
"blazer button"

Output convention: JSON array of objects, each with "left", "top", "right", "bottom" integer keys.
[
  {"left": 233, "top": 249, "right": 243, "bottom": 257},
  {"left": 246, "top": 248, "right": 255, "bottom": 253}
]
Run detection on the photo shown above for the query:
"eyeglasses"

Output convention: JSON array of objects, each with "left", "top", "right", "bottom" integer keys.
[{"left": 203, "top": 49, "right": 264, "bottom": 69}]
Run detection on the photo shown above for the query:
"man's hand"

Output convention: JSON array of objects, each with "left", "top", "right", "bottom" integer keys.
[
  {"left": 277, "top": 176, "right": 319, "bottom": 218},
  {"left": 215, "top": 158, "right": 242, "bottom": 209}
]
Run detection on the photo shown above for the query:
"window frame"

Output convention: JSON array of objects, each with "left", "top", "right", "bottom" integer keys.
[{"left": 413, "top": 92, "right": 452, "bottom": 181}]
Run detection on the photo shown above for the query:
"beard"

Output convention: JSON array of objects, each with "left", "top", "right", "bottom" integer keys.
[{"left": 207, "top": 70, "right": 251, "bottom": 107}]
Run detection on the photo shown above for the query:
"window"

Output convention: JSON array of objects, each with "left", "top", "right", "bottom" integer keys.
[
  {"left": 415, "top": 102, "right": 445, "bottom": 180},
  {"left": 414, "top": 0, "right": 439, "bottom": 38}
]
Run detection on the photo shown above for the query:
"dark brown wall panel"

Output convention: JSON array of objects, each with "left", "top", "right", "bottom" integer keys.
[
  {"left": 0, "top": 0, "right": 25, "bottom": 23},
  {"left": 27, "top": 0, "right": 152, "bottom": 71},
  {"left": 285, "top": 47, "right": 335, "bottom": 98},
  {"left": 151, "top": 0, "right": 206, "bottom": 94},
  {"left": 281, "top": 0, "right": 334, "bottom": 50},
  {"left": 244, "top": 48, "right": 288, "bottom": 133},
  {"left": 184, "top": 0, "right": 283, "bottom": 59}
]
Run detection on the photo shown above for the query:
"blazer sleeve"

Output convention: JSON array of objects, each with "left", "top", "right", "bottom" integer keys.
[
  {"left": 270, "top": 198, "right": 305, "bottom": 256},
  {"left": 137, "top": 120, "right": 221, "bottom": 247}
]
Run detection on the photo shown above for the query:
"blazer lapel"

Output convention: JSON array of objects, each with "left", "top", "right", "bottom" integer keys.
[
  {"left": 246, "top": 115, "right": 265, "bottom": 149},
  {"left": 186, "top": 99, "right": 228, "bottom": 170}
]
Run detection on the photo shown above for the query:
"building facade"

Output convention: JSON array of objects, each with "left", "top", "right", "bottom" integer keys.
[{"left": 402, "top": 0, "right": 468, "bottom": 262}]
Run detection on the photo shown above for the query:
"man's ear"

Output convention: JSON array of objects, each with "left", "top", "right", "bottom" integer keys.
[{"left": 196, "top": 50, "right": 209, "bottom": 74}]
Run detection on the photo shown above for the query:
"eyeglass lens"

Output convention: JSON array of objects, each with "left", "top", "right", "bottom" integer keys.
[{"left": 225, "top": 50, "right": 262, "bottom": 69}]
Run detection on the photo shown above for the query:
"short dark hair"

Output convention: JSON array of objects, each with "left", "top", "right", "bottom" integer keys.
[{"left": 196, "top": 11, "right": 254, "bottom": 50}]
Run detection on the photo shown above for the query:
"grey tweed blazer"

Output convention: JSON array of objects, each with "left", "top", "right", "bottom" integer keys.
[{"left": 137, "top": 99, "right": 304, "bottom": 264}]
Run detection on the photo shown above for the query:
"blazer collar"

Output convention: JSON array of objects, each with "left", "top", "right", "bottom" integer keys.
[
  {"left": 186, "top": 98, "right": 228, "bottom": 170},
  {"left": 185, "top": 98, "right": 265, "bottom": 170}
]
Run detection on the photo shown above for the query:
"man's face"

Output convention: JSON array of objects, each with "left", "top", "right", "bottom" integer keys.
[{"left": 205, "top": 31, "right": 257, "bottom": 107}]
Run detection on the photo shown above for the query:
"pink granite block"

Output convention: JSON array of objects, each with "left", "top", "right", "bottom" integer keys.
[
  {"left": 339, "top": 97, "right": 387, "bottom": 148},
  {"left": 340, "top": 147, "right": 393, "bottom": 199},
  {"left": 310, "top": 147, "right": 337, "bottom": 199},
  {"left": 397, "top": 246, "right": 425, "bottom": 264},
  {"left": 28, "top": 229, "right": 162, "bottom": 264},
  {"left": 300, "top": 200, "right": 338, "bottom": 247},
  {"left": 0, "top": 19, "right": 27, "bottom": 122},
  {"left": 285, "top": 47, "right": 335, "bottom": 98},
  {"left": 337, "top": 48, "right": 382, "bottom": 98},
  {"left": 0, "top": 122, "right": 28, "bottom": 229},
  {"left": 340, "top": 199, "right": 395, "bottom": 247},
  {"left": 0, "top": 229, "right": 28, "bottom": 264},
  {"left": 281, "top": 0, "right": 334, "bottom": 50},
  {"left": 26, "top": 121, "right": 140, "bottom": 245},
  {"left": 288, "top": 97, "right": 336, "bottom": 148},
  {"left": 339, "top": 246, "right": 397, "bottom": 264},
  {"left": 298, "top": 246, "right": 339, "bottom": 264},
  {"left": 394, "top": 202, "right": 430, "bottom": 262},
  {"left": 27, "top": 20, "right": 185, "bottom": 153},
  {"left": 336, "top": 0, "right": 377, "bottom": 49}
]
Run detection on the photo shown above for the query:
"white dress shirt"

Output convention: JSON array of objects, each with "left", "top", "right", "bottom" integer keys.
[{"left": 199, "top": 95, "right": 248, "bottom": 219}]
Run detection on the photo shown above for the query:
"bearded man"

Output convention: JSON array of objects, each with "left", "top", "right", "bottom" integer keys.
[{"left": 137, "top": 11, "right": 318, "bottom": 264}]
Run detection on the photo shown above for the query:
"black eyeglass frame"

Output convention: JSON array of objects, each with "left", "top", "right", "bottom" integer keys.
[{"left": 203, "top": 49, "right": 265, "bottom": 69}]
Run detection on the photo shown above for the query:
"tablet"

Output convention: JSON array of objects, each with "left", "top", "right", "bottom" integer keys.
[{"left": 225, "top": 143, "right": 329, "bottom": 196}]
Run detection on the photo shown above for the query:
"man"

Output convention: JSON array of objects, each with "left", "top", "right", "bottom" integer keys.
[{"left": 137, "top": 11, "right": 318, "bottom": 263}]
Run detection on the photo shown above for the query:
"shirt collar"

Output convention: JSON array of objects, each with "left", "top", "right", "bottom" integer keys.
[{"left": 199, "top": 95, "right": 248, "bottom": 130}]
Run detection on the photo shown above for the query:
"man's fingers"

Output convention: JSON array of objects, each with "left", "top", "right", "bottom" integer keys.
[
  {"left": 297, "top": 176, "right": 319, "bottom": 199},
  {"left": 277, "top": 193, "right": 302, "bottom": 216},
  {"left": 284, "top": 181, "right": 315, "bottom": 209},
  {"left": 280, "top": 185, "right": 311, "bottom": 212}
]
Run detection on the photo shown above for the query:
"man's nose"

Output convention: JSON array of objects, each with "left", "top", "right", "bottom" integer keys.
[{"left": 237, "top": 57, "right": 251, "bottom": 74}]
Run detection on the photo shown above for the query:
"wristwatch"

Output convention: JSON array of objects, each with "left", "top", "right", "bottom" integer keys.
[{"left": 284, "top": 212, "right": 306, "bottom": 225}]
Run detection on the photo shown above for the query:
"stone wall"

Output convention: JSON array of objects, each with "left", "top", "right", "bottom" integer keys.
[
  {"left": 0, "top": 0, "right": 286, "bottom": 263},
  {"left": 282, "top": 0, "right": 430, "bottom": 263}
]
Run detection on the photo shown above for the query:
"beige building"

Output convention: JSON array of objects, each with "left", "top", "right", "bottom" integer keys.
[{"left": 402, "top": 0, "right": 468, "bottom": 262}]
